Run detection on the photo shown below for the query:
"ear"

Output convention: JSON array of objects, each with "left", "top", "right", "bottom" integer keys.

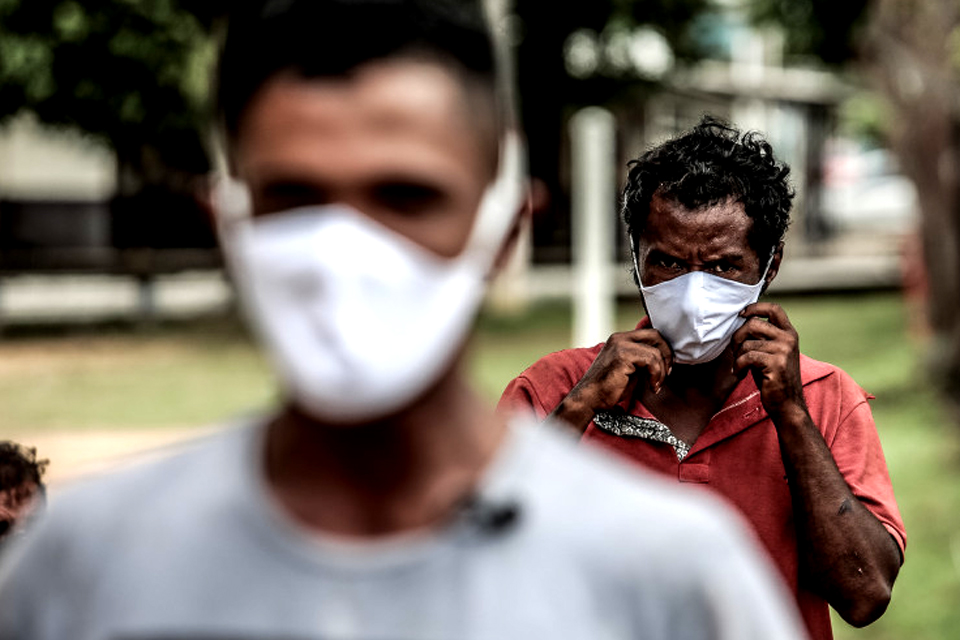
[{"left": 761, "top": 242, "right": 784, "bottom": 294}]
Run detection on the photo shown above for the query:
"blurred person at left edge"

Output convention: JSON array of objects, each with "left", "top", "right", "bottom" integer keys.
[
  {"left": 0, "top": 2, "right": 808, "bottom": 639},
  {"left": 0, "top": 442, "right": 47, "bottom": 554}
]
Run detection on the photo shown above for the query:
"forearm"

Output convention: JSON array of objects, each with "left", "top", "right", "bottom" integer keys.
[
  {"left": 547, "top": 389, "right": 596, "bottom": 435},
  {"left": 774, "top": 404, "right": 901, "bottom": 627}
]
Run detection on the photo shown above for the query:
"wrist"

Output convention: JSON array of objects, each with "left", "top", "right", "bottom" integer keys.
[
  {"left": 769, "top": 399, "right": 813, "bottom": 431},
  {"left": 550, "top": 394, "right": 597, "bottom": 433}
]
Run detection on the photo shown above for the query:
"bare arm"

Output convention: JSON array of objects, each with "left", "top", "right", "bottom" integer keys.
[{"left": 733, "top": 302, "right": 902, "bottom": 627}]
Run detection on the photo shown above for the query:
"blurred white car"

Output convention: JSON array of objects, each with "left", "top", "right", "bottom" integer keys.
[{"left": 821, "top": 145, "right": 918, "bottom": 233}]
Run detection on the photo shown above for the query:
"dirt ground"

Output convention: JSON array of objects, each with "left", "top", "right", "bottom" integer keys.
[{"left": 13, "top": 427, "right": 225, "bottom": 490}]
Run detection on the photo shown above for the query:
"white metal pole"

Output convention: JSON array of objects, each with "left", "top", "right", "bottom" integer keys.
[{"left": 571, "top": 107, "right": 616, "bottom": 347}]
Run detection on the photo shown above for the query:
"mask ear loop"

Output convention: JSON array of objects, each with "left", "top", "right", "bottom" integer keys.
[
  {"left": 629, "top": 235, "right": 644, "bottom": 290},
  {"left": 757, "top": 248, "right": 777, "bottom": 288},
  {"left": 461, "top": 131, "right": 528, "bottom": 273},
  {"left": 212, "top": 176, "right": 253, "bottom": 224},
  {"left": 209, "top": 176, "right": 255, "bottom": 273},
  {"left": 207, "top": 116, "right": 254, "bottom": 234}
]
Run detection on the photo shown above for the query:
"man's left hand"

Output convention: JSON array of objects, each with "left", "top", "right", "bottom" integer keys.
[{"left": 732, "top": 302, "right": 807, "bottom": 421}]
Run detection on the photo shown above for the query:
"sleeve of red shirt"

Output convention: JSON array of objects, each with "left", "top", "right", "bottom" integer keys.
[
  {"left": 496, "top": 345, "right": 604, "bottom": 420},
  {"left": 824, "top": 370, "right": 908, "bottom": 556},
  {"left": 498, "top": 374, "right": 549, "bottom": 418}
]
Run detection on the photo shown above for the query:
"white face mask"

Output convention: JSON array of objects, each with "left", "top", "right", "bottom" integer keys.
[
  {"left": 635, "top": 252, "right": 772, "bottom": 365},
  {"left": 216, "top": 134, "right": 525, "bottom": 423}
]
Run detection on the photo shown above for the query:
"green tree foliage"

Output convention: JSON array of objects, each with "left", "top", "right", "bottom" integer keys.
[
  {"left": 749, "top": 0, "right": 871, "bottom": 64},
  {"left": 0, "top": 0, "right": 220, "bottom": 170}
]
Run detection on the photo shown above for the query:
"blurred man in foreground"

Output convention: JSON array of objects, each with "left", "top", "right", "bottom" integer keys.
[
  {"left": 0, "top": 442, "right": 46, "bottom": 551},
  {"left": 0, "top": 4, "right": 806, "bottom": 639},
  {"left": 500, "top": 118, "right": 906, "bottom": 640}
]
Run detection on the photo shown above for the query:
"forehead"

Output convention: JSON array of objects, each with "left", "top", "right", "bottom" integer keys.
[
  {"left": 640, "top": 192, "right": 756, "bottom": 259},
  {"left": 232, "top": 60, "right": 489, "bottom": 184}
]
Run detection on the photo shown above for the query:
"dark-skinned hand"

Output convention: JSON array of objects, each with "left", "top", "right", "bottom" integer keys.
[
  {"left": 552, "top": 328, "right": 673, "bottom": 433},
  {"left": 732, "top": 302, "right": 807, "bottom": 421}
]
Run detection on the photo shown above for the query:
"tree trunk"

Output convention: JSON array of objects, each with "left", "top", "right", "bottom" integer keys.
[{"left": 865, "top": 0, "right": 960, "bottom": 416}]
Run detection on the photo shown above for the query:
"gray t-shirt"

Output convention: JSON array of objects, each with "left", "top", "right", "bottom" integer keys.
[{"left": 0, "top": 419, "right": 806, "bottom": 640}]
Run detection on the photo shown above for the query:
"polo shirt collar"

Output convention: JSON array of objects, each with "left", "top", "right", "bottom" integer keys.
[{"left": 629, "top": 318, "right": 837, "bottom": 456}]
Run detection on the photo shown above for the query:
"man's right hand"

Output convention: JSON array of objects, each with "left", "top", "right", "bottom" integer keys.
[{"left": 549, "top": 328, "right": 673, "bottom": 433}]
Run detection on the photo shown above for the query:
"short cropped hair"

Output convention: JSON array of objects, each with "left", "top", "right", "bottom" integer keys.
[
  {"left": 216, "top": 0, "right": 499, "bottom": 143},
  {"left": 0, "top": 442, "right": 47, "bottom": 492},
  {"left": 622, "top": 117, "right": 794, "bottom": 260}
]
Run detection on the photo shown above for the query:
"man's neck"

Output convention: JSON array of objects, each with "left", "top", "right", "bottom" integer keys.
[
  {"left": 665, "top": 348, "right": 743, "bottom": 403},
  {"left": 641, "top": 348, "right": 746, "bottom": 446},
  {"left": 262, "top": 367, "right": 506, "bottom": 538}
]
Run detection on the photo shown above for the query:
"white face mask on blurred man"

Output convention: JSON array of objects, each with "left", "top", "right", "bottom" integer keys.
[{"left": 216, "top": 134, "right": 524, "bottom": 423}]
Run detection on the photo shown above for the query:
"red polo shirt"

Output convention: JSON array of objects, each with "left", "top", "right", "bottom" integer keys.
[{"left": 498, "top": 324, "right": 906, "bottom": 640}]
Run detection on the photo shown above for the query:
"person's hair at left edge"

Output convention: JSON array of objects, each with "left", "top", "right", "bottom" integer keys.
[
  {"left": 216, "top": 0, "right": 501, "bottom": 148},
  {"left": 0, "top": 442, "right": 47, "bottom": 493}
]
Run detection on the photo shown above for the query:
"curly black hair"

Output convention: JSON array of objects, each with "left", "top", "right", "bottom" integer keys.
[
  {"left": 621, "top": 116, "right": 794, "bottom": 260},
  {"left": 0, "top": 442, "right": 47, "bottom": 492}
]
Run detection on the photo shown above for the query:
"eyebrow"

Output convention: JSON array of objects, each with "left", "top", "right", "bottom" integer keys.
[
  {"left": 250, "top": 164, "right": 454, "bottom": 190},
  {"left": 645, "top": 249, "right": 748, "bottom": 265},
  {"left": 703, "top": 254, "right": 746, "bottom": 265}
]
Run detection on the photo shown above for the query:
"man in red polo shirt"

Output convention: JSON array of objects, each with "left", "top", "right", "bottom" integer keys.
[{"left": 499, "top": 117, "right": 905, "bottom": 640}]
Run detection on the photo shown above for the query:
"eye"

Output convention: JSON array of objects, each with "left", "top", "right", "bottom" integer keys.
[
  {"left": 253, "top": 182, "right": 329, "bottom": 216},
  {"left": 709, "top": 261, "right": 735, "bottom": 274},
  {"left": 373, "top": 182, "right": 445, "bottom": 215},
  {"left": 654, "top": 255, "right": 682, "bottom": 270}
]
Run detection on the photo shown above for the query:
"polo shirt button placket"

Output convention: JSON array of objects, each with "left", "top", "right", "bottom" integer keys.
[{"left": 677, "top": 449, "right": 712, "bottom": 484}]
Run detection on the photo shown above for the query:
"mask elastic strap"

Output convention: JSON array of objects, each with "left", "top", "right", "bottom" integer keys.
[
  {"left": 462, "top": 131, "right": 527, "bottom": 269},
  {"left": 757, "top": 249, "right": 777, "bottom": 286},
  {"left": 212, "top": 176, "right": 252, "bottom": 223},
  {"left": 629, "top": 235, "right": 641, "bottom": 285}
]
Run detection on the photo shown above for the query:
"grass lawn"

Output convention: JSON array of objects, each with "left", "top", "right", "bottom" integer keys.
[
  {"left": 0, "top": 320, "right": 275, "bottom": 432},
  {"left": 0, "top": 291, "right": 956, "bottom": 638}
]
